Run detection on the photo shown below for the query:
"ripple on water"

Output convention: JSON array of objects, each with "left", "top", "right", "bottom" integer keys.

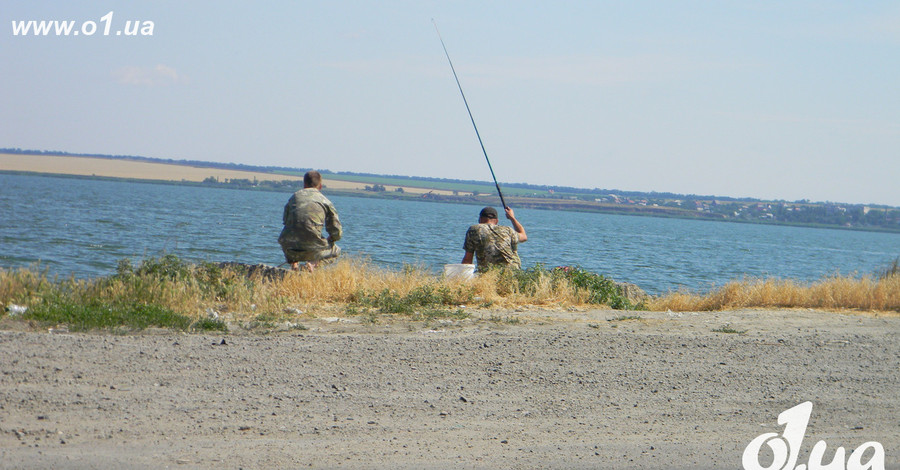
[{"left": 3, "top": 174, "right": 900, "bottom": 294}]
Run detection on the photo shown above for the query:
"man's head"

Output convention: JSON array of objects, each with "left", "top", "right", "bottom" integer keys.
[
  {"left": 478, "top": 206, "right": 498, "bottom": 224},
  {"left": 304, "top": 171, "right": 323, "bottom": 189}
]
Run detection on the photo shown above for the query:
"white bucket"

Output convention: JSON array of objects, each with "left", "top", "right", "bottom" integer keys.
[{"left": 443, "top": 263, "right": 475, "bottom": 280}]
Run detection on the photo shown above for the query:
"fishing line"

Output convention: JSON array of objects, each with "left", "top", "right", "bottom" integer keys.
[{"left": 432, "top": 19, "right": 507, "bottom": 209}]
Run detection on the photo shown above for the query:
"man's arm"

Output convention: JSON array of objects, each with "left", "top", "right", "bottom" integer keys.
[
  {"left": 505, "top": 207, "right": 527, "bottom": 242},
  {"left": 282, "top": 197, "right": 293, "bottom": 226},
  {"left": 461, "top": 225, "right": 477, "bottom": 264},
  {"left": 324, "top": 204, "right": 342, "bottom": 243}
]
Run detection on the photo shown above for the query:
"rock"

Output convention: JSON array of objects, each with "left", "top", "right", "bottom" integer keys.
[
  {"left": 615, "top": 282, "right": 649, "bottom": 305},
  {"left": 215, "top": 262, "right": 291, "bottom": 281}
]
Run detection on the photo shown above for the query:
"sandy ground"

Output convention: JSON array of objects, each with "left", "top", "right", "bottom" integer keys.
[
  {"left": 0, "top": 307, "right": 897, "bottom": 469},
  {"left": 0, "top": 153, "right": 466, "bottom": 196}
]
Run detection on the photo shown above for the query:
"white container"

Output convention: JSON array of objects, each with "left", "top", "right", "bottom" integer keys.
[{"left": 443, "top": 264, "right": 475, "bottom": 280}]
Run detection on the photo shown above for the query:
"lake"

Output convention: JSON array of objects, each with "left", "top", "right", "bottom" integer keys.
[{"left": 2, "top": 173, "right": 899, "bottom": 295}]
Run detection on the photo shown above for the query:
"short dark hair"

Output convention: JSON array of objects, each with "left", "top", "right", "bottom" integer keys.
[
  {"left": 304, "top": 171, "right": 322, "bottom": 188},
  {"left": 479, "top": 207, "right": 498, "bottom": 219}
]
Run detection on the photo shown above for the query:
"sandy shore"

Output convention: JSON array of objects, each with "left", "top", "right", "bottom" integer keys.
[
  {"left": 0, "top": 153, "right": 466, "bottom": 196},
  {"left": 0, "top": 308, "right": 897, "bottom": 469}
]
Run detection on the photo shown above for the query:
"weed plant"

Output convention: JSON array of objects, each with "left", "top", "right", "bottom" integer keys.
[
  {"left": 712, "top": 324, "right": 747, "bottom": 334},
  {"left": 879, "top": 257, "right": 900, "bottom": 280},
  {"left": 349, "top": 284, "right": 476, "bottom": 316},
  {"left": 1, "top": 256, "right": 239, "bottom": 332},
  {"left": 487, "top": 265, "right": 640, "bottom": 309},
  {"left": 651, "top": 258, "right": 900, "bottom": 313},
  {"left": 608, "top": 315, "right": 642, "bottom": 322},
  {"left": 550, "top": 266, "right": 639, "bottom": 309},
  {"left": 3, "top": 255, "right": 899, "bottom": 333}
]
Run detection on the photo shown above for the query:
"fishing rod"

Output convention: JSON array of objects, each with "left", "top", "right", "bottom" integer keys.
[{"left": 432, "top": 19, "right": 507, "bottom": 210}]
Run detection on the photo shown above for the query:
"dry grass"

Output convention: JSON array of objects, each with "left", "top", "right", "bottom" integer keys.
[
  {"left": 0, "top": 265, "right": 51, "bottom": 306},
  {"left": 1, "top": 257, "right": 624, "bottom": 330},
  {"left": 649, "top": 274, "right": 900, "bottom": 313},
  {"left": 272, "top": 258, "right": 585, "bottom": 314},
  {"left": 275, "top": 258, "right": 429, "bottom": 304},
  {"left": 5, "top": 256, "right": 899, "bottom": 333}
]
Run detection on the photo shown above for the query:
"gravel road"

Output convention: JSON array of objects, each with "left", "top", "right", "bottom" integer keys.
[{"left": 1, "top": 308, "right": 897, "bottom": 469}]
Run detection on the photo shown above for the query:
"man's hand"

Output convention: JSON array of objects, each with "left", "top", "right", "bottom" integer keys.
[{"left": 505, "top": 206, "right": 527, "bottom": 242}]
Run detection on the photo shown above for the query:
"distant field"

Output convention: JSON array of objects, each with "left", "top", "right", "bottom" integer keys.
[
  {"left": 7, "top": 152, "right": 892, "bottom": 231},
  {"left": 0, "top": 153, "right": 694, "bottom": 218},
  {"left": 0, "top": 153, "right": 305, "bottom": 183},
  {"left": 0, "top": 154, "right": 465, "bottom": 195},
  {"left": 316, "top": 173, "right": 540, "bottom": 197}
]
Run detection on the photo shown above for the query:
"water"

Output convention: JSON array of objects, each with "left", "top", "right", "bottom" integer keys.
[{"left": 2, "top": 173, "right": 899, "bottom": 294}]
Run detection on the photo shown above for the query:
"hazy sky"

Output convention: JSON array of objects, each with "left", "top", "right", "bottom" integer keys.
[{"left": 3, "top": 1, "right": 899, "bottom": 206}]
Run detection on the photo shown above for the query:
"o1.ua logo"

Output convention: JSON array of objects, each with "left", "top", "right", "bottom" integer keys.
[{"left": 743, "top": 402, "right": 885, "bottom": 470}]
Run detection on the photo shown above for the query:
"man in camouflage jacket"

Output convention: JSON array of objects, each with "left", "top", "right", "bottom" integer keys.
[
  {"left": 461, "top": 206, "right": 527, "bottom": 272},
  {"left": 278, "top": 171, "right": 342, "bottom": 272}
]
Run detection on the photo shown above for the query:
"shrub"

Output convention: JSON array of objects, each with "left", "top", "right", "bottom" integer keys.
[
  {"left": 878, "top": 257, "right": 900, "bottom": 280},
  {"left": 24, "top": 295, "right": 193, "bottom": 332},
  {"left": 489, "top": 265, "right": 639, "bottom": 310},
  {"left": 349, "top": 283, "right": 475, "bottom": 315}
]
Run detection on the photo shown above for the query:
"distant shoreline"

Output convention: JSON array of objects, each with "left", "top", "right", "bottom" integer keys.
[
  {"left": 0, "top": 153, "right": 460, "bottom": 196},
  {"left": 3, "top": 152, "right": 899, "bottom": 234}
]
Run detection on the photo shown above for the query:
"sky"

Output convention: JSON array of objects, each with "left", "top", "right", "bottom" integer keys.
[{"left": 2, "top": 1, "right": 899, "bottom": 206}]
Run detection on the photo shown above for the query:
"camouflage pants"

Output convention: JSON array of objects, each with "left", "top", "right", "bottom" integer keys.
[{"left": 280, "top": 244, "right": 341, "bottom": 264}]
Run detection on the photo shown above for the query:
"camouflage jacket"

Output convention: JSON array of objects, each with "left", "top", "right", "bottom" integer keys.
[
  {"left": 463, "top": 223, "right": 521, "bottom": 270},
  {"left": 278, "top": 188, "right": 342, "bottom": 252}
]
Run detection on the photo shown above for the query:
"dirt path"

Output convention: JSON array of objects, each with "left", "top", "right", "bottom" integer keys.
[{"left": 1, "top": 308, "right": 897, "bottom": 469}]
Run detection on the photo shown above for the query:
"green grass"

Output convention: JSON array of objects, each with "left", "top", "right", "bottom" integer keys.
[
  {"left": 23, "top": 297, "right": 193, "bottom": 332},
  {"left": 1, "top": 256, "right": 644, "bottom": 335},
  {"left": 712, "top": 325, "right": 747, "bottom": 334},
  {"left": 12, "top": 254, "right": 895, "bottom": 334},
  {"left": 191, "top": 317, "right": 229, "bottom": 332},
  {"left": 494, "top": 265, "right": 643, "bottom": 310},
  {"left": 608, "top": 315, "right": 642, "bottom": 322},
  {"left": 411, "top": 308, "right": 470, "bottom": 322},
  {"left": 346, "top": 284, "right": 475, "bottom": 319},
  {"left": 487, "top": 314, "right": 521, "bottom": 324},
  {"left": 1, "top": 255, "right": 240, "bottom": 333}
]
